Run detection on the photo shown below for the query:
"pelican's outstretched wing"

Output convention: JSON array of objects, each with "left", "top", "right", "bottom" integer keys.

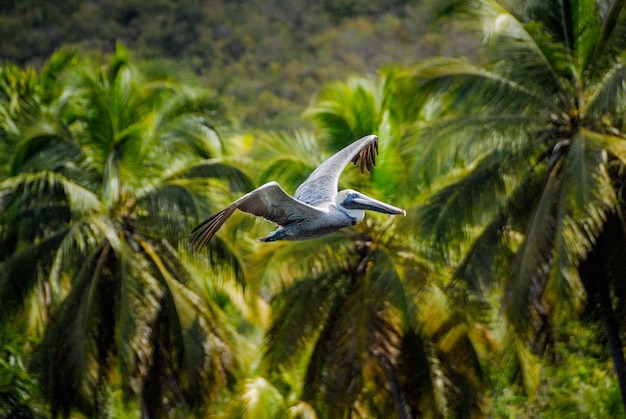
[
  {"left": 191, "top": 181, "right": 324, "bottom": 251},
  {"left": 294, "top": 134, "right": 378, "bottom": 206}
]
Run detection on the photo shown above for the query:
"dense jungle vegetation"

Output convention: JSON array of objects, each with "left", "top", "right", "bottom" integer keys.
[{"left": 2, "top": 0, "right": 626, "bottom": 417}]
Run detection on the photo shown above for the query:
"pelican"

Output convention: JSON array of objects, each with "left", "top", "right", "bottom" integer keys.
[{"left": 190, "top": 134, "right": 405, "bottom": 250}]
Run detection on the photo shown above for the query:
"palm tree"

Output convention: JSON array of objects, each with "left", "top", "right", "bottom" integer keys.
[
  {"left": 304, "top": 72, "right": 411, "bottom": 197},
  {"left": 0, "top": 45, "right": 253, "bottom": 417},
  {"left": 397, "top": 0, "right": 626, "bottom": 409},
  {"left": 250, "top": 128, "right": 493, "bottom": 417}
]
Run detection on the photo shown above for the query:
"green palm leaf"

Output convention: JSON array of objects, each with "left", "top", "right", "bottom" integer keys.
[
  {"left": 547, "top": 130, "right": 618, "bottom": 309},
  {"left": 456, "top": 0, "right": 574, "bottom": 100},
  {"left": 409, "top": 113, "right": 537, "bottom": 184},
  {"left": 415, "top": 144, "right": 535, "bottom": 261},
  {"left": 252, "top": 130, "right": 322, "bottom": 191},
  {"left": 0, "top": 230, "right": 66, "bottom": 322},
  {"left": 413, "top": 281, "right": 493, "bottom": 416},
  {"left": 251, "top": 234, "right": 355, "bottom": 291},
  {"left": 35, "top": 244, "right": 116, "bottom": 418},
  {"left": 402, "top": 56, "right": 564, "bottom": 115},
  {"left": 232, "top": 377, "right": 287, "bottom": 419},
  {"left": 305, "top": 75, "right": 388, "bottom": 148},
  {"left": 453, "top": 165, "right": 546, "bottom": 294},
  {"left": 0, "top": 171, "right": 99, "bottom": 228},
  {"left": 133, "top": 235, "right": 237, "bottom": 413},
  {"left": 263, "top": 271, "right": 352, "bottom": 372},
  {"left": 299, "top": 249, "right": 407, "bottom": 417},
  {"left": 586, "top": 61, "right": 626, "bottom": 118},
  {"left": 502, "top": 169, "right": 557, "bottom": 341}
]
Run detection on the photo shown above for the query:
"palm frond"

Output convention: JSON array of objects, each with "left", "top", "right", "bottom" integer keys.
[
  {"left": 155, "top": 113, "right": 225, "bottom": 162},
  {"left": 47, "top": 215, "right": 119, "bottom": 299},
  {"left": 0, "top": 229, "right": 66, "bottom": 323},
  {"left": 400, "top": 56, "right": 565, "bottom": 116},
  {"left": 70, "top": 77, "right": 117, "bottom": 169},
  {"left": 489, "top": 24, "right": 573, "bottom": 105},
  {"left": 302, "top": 289, "right": 401, "bottom": 417},
  {"left": 592, "top": 130, "right": 626, "bottom": 163},
  {"left": 457, "top": 0, "right": 574, "bottom": 105},
  {"left": 138, "top": 184, "right": 197, "bottom": 240},
  {"left": 569, "top": 0, "right": 603, "bottom": 74},
  {"left": 546, "top": 130, "right": 618, "bottom": 312},
  {"left": 300, "top": 249, "right": 406, "bottom": 417},
  {"left": 454, "top": 165, "right": 545, "bottom": 294},
  {"left": 117, "top": 242, "right": 163, "bottom": 400},
  {"left": 580, "top": 0, "right": 626, "bottom": 80},
  {"left": 249, "top": 234, "right": 355, "bottom": 293},
  {"left": 284, "top": 401, "right": 318, "bottom": 419},
  {"left": 408, "top": 112, "right": 538, "bottom": 185},
  {"left": 393, "top": 329, "right": 437, "bottom": 418},
  {"left": 305, "top": 76, "right": 385, "bottom": 147},
  {"left": 586, "top": 61, "right": 626, "bottom": 117},
  {"left": 134, "top": 159, "right": 254, "bottom": 244},
  {"left": 365, "top": 110, "right": 408, "bottom": 199},
  {"left": 34, "top": 244, "right": 116, "bottom": 418},
  {"left": 258, "top": 235, "right": 358, "bottom": 369},
  {"left": 8, "top": 114, "right": 78, "bottom": 176},
  {"left": 252, "top": 130, "right": 322, "bottom": 191},
  {"left": 414, "top": 282, "right": 492, "bottom": 417},
  {"left": 68, "top": 50, "right": 153, "bottom": 191},
  {"left": 414, "top": 145, "right": 529, "bottom": 263},
  {"left": 136, "top": 236, "right": 237, "bottom": 408},
  {"left": 189, "top": 232, "right": 247, "bottom": 290},
  {"left": 0, "top": 172, "right": 100, "bottom": 260},
  {"left": 165, "top": 159, "right": 255, "bottom": 196},
  {"left": 263, "top": 271, "right": 353, "bottom": 372},
  {"left": 503, "top": 171, "right": 558, "bottom": 341},
  {"left": 0, "top": 171, "right": 99, "bottom": 223},
  {"left": 229, "top": 377, "right": 287, "bottom": 419},
  {"left": 580, "top": 211, "right": 626, "bottom": 321},
  {"left": 142, "top": 80, "right": 225, "bottom": 153},
  {"left": 37, "top": 48, "right": 76, "bottom": 101},
  {"left": 497, "top": 326, "right": 542, "bottom": 397},
  {"left": 452, "top": 212, "right": 510, "bottom": 293}
]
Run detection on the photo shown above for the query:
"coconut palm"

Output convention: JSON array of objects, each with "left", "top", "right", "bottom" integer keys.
[
  {"left": 397, "top": 0, "right": 626, "bottom": 408},
  {"left": 249, "top": 129, "right": 493, "bottom": 417},
  {"left": 304, "top": 72, "right": 410, "bottom": 197},
  {"left": 0, "top": 45, "right": 253, "bottom": 417}
]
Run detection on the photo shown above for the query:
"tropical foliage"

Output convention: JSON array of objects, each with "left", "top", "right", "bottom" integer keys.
[
  {"left": 3, "top": 0, "right": 626, "bottom": 418},
  {"left": 239, "top": 129, "right": 490, "bottom": 418},
  {"left": 0, "top": 44, "right": 252, "bottom": 417},
  {"left": 398, "top": 0, "right": 626, "bottom": 409}
]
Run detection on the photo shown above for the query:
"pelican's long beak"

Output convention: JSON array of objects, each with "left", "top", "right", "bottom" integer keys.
[{"left": 343, "top": 193, "right": 406, "bottom": 216}]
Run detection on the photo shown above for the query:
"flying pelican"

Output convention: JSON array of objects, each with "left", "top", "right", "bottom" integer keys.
[{"left": 190, "top": 134, "right": 405, "bottom": 250}]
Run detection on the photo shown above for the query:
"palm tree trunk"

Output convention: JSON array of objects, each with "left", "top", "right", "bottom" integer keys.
[{"left": 597, "top": 277, "right": 626, "bottom": 410}]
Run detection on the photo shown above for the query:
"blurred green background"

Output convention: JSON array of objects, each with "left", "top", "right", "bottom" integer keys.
[{"left": 2, "top": 1, "right": 626, "bottom": 417}]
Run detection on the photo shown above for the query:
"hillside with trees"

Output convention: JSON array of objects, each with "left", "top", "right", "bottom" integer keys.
[
  {"left": 3, "top": 0, "right": 626, "bottom": 418},
  {"left": 0, "top": 0, "right": 473, "bottom": 129}
]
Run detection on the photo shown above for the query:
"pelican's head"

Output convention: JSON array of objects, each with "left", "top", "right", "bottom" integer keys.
[{"left": 336, "top": 189, "right": 406, "bottom": 221}]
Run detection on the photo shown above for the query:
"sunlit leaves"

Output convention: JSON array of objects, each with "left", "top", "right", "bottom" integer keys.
[
  {"left": 305, "top": 75, "right": 391, "bottom": 150},
  {"left": 392, "top": 1, "right": 626, "bottom": 412},
  {"left": 404, "top": 0, "right": 626, "bottom": 339},
  {"left": 0, "top": 44, "right": 249, "bottom": 416}
]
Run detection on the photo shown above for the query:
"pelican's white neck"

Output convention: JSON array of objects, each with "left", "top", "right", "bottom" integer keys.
[
  {"left": 334, "top": 192, "right": 365, "bottom": 222},
  {"left": 339, "top": 205, "right": 365, "bottom": 222}
]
